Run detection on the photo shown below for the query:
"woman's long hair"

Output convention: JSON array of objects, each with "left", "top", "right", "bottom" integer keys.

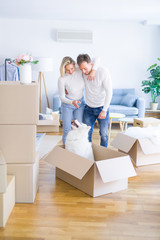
[{"left": 60, "top": 56, "right": 75, "bottom": 77}]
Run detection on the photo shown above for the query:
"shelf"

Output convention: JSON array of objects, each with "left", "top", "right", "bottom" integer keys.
[{"left": 145, "top": 109, "right": 160, "bottom": 119}]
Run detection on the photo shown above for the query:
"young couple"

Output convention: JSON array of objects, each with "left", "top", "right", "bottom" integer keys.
[{"left": 58, "top": 54, "right": 112, "bottom": 148}]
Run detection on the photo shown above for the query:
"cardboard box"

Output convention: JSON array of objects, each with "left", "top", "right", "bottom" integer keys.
[
  {"left": 111, "top": 132, "right": 160, "bottom": 167},
  {"left": 7, "top": 153, "right": 39, "bottom": 203},
  {"left": 37, "top": 120, "right": 60, "bottom": 133},
  {"left": 44, "top": 143, "right": 136, "bottom": 197},
  {"left": 0, "top": 125, "right": 36, "bottom": 164},
  {"left": 0, "top": 175, "right": 15, "bottom": 227},
  {"left": 133, "top": 117, "right": 160, "bottom": 127},
  {"left": 0, "top": 81, "right": 38, "bottom": 125}
]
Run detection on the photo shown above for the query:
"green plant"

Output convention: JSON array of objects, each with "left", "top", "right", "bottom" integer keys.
[{"left": 142, "top": 58, "right": 160, "bottom": 103}]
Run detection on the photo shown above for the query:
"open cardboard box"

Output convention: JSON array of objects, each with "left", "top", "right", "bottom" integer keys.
[
  {"left": 44, "top": 143, "right": 136, "bottom": 197},
  {"left": 133, "top": 117, "right": 160, "bottom": 128},
  {"left": 111, "top": 132, "right": 160, "bottom": 167}
]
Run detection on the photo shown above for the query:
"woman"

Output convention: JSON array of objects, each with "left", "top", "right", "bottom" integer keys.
[{"left": 58, "top": 56, "right": 99, "bottom": 144}]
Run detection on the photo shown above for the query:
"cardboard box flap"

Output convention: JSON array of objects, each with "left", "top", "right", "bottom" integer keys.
[
  {"left": 138, "top": 138, "right": 160, "bottom": 154},
  {"left": 111, "top": 133, "right": 137, "bottom": 153},
  {"left": 44, "top": 145, "right": 94, "bottom": 180},
  {"left": 96, "top": 155, "right": 136, "bottom": 183}
]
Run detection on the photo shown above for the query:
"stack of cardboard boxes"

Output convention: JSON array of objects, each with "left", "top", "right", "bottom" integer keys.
[{"left": 0, "top": 81, "right": 39, "bottom": 203}]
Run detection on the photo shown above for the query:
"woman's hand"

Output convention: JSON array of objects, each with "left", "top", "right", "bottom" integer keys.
[
  {"left": 98, "top": 110, "right": 106, "bottom": 119},
  {"left": 87, "top": 69, "right": 96, "bottom": 80},
  {"left": 72, "top": 100, "right": 81, "bottom": 108}
]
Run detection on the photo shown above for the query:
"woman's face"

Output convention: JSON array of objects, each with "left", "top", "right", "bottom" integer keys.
[{"left": 65, "top": 63, "right": 75, "bottom": 75}]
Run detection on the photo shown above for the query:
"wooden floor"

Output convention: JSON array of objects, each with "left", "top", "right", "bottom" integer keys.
[{"left": 0, "top": 125, "right": 160, "bottom": 240}]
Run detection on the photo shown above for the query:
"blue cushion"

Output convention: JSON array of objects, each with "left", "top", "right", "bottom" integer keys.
[{"left": 120, "top": 93, "right": 137, "bottom": 107}]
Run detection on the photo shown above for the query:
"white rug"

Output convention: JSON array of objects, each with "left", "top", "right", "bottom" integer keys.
[{"left": 38, "top": 135, "right": 62, "bottom": 159}]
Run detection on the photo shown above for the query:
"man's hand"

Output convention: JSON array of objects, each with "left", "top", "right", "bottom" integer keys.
[
  {"left": 98, "top": 110, "right": 106, "bottom": 119},
  {"left": 72, "top": 100, "right": 81, "bottom": 108},
  {"left": 87, "top": 69, "right": 96, "bottom": 80}
]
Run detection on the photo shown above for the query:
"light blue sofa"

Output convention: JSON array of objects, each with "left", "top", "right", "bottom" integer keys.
[
  {"left": 53, "top": 88, "right": 145, "bottom": 120},
  {"left": 109, "top": 88, "right": 145, "bottom": 119}
]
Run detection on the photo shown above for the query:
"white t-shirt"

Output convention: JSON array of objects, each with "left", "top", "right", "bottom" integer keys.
[{"left": 83, "top": 66, "right": 112, "bottom": 111}]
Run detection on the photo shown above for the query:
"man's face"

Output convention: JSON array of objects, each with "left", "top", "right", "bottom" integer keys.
[{"left": 79, "top": 61, "right": 93, "bottom": 75}]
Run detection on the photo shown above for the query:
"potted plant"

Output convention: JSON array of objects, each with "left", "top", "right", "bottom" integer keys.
[{"left": 142, "top": 58, "right": 160, "bottom": 110}]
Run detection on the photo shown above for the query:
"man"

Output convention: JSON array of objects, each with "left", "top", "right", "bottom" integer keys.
[{"left": 77, "top": 54, "right": 112, "bottom": 147}]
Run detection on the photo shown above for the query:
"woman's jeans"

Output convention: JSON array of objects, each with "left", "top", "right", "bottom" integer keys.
[
  {"left": 83, "top": 105, "right": 110, "bottom": 147},
  {"left": 61, "top": 97, "right": 85, "bottom": 144}
]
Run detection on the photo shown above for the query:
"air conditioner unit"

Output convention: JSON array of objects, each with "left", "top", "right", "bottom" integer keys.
[{"left": 57, "top": 30, "right": 93, "bottom": 43}]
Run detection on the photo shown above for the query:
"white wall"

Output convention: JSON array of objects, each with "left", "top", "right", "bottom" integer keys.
[{"left": 0, "top": 18, "right": 160, "bottom": 112}]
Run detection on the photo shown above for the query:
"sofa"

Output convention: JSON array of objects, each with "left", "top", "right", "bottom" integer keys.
[
  {"left": 109, "top": 88, "right": 145, "bottom": 119},
  {"left": 53, "top": 88, "right": 145, "bottom": 120}
]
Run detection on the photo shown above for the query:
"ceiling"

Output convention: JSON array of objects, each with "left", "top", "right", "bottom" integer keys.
[{"left": 0, "top": 0, "right": 160, "bottom": 23}]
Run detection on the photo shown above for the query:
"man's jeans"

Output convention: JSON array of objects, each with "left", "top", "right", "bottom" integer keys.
[
  {"left": 61, "top": 97, "right": 85, "bottom": 144},
  {"left": 83, "top": 105, "right": 110, "bottom": 147}
]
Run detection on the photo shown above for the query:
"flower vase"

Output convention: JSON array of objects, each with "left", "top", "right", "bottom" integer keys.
[{"left": 19, "top": 63, "right": 32, "bottom": 84}]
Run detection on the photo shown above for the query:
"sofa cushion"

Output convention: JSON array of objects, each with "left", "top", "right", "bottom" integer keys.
[
  {"left": 120, "top": 93, "right": 137, "bottom": 107},
  {"left": 109, "top": 105, "right": 138, "bottom": 116},
  {"left": 110, "top": 88, "right": 135, "bottom": 105},
  {"left": 110, "top": 96, "right": 123, "bottom": 105}
]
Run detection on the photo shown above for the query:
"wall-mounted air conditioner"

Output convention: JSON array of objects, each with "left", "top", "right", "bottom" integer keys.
[{"left": 57, "top": 30, "right": 93, "bottom": 43}]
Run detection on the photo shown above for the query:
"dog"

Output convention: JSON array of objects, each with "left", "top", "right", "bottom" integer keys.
[{"left": 65, "top": 120, "right": 94, "bottom": 161}]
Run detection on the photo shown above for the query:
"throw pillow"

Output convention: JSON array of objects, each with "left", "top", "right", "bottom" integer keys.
[{"left": 120, "top": 93, "right": 137, "bottom": 107}]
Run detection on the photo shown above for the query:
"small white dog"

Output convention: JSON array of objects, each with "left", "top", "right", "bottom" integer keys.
[{"left": 65, "top": 120, "right": 94, "bottom": 161}]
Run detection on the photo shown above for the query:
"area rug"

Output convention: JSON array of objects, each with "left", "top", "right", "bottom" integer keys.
[{"left": 38, "top": 135, "right": 62, "bottom": 160}]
